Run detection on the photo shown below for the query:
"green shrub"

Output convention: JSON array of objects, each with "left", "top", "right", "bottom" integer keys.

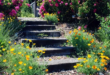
[
  {"left": 95, "top": 14, "right": 110, "bottom": 42},
  {"left": 0, "top": 42, "right": 47, "bottom": 75},
  {"left": 66, "top": 28, "right": 97, "bottom": 56},
  {"left": 74, "top": 52, "right": 109, "bottom": 75},
  {"left": 44, "top": 13, "right": 58, "bottom": 24}
]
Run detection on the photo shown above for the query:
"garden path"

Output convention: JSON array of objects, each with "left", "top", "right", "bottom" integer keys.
[{"left": 18, "top": 17, "right": 79, "bottom": 75}]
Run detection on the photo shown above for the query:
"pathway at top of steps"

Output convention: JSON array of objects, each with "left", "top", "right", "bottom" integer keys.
[
  {"left": 18, "top": 17, "right": 80, "bottom": 74},
  {"left": 18, "top": 17, "right": 46, "bottom": 21}
]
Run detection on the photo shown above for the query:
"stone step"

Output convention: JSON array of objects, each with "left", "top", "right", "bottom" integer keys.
[
  {"left": 21, "top": 38, "right": 67, "bottom": 47},
  {"left": 36, "top": 57, "right": 79, "bottom": 72},
  {"left": 21, "top": 21, "right": 48, "bottom": 25},
  {"left": 20, "top": 30, "right": 61, "bottom": 38},
  {"left": 23, "top": 25, "right": 55, "bottom": 30},
  {"left": 31, "top": 47, "right": 75, "bottom": 56}
]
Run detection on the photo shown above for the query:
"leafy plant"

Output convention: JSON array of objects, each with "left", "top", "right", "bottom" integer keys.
[
  {"left": 44, "top": 13, "right": 58, "bottom": 24},
  {"left": 66, "top": 28, "right": 97, "bottom": 56},
  {"left": 74, "top": 52, "right": 109, "bottom": 75}
]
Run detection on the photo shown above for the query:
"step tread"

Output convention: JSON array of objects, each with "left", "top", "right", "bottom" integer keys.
[
  {"left": 25, "top": 30, "right": 60, "bottom": 33},
  {"left": 38, "top": 58, "right": 79, "bottom": 66},
  {"left": 32, "top": 47, "right": 74, "bottom": 51},
  {"left": 26, "top": 25, "right": 55, "bottom": 26},
  {"left": 21, "top": 38, "right": 67, "bottom": 40}
]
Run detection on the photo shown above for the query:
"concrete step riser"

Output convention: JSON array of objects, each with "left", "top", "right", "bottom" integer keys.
[
  {"left": 23, "top": 26, "right": 55, "bottom": 30},
  {"left": 22, "top": 21, "right": 48, "bottom": 25},
  {"left": 47, "top": 63, "right": 76, "bottom": 72},
  {"left": 20, "top": 32, "right": 61, "bottom": 38},
  {"left": 21, "top": 40, "right": 67, "bottom": 47}
]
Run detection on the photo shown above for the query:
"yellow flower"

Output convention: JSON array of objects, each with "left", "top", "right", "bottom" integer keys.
[
  {"left": 19, "top": 69, "right": 22, "bottom": 71},
  {"left": 26, "top": 46, "right": 30, "bottom": 49},
  {"left": 101, "top": 63, "right": 104, "bottom": 66},
  {"left": 45, "top": 69, "right": 48, "bottom": 72},
  {"left": 87, "top": 54, "right": 91, "bottom": 58},
  {"left": 8, "top": 41, "right": 11, "bottom": 44},
  {"left": 97, "top": 68, "right": 100, "bottom": 71},
  {"left": 99, "top": 47, "right": 102, "bottom": 49},
  {"left": 21, "top": 43, "right": 24, "bottom": 46},
  {"left": 94, "top": 59, "right": 98, "bottom": 62},
  {"left": 24, "top": 63, "right": 26, "bottom": 66},
  {"left": 42, "top": 51, "right": 45, "bottom": 54},
  {"left": 37, "top": 56, "right": 39, "bottom": 58},
  {"left": 83, "top": 30, "right": 85, "bottom": 32},
  {"left": 88, "top": 43, "right": 91, "bottom": 46},
  {"left": 104, "top": 67, "right": 107, "bottom": 71},
  {"left": 3, "top": 59, "right": 7, "bottom": 62},
  {"left": 101, "top": 59, "right": 106, "bottom": 63},
  {"left": 19, "top": 61, "right": 23, "bottom": 65},
  {"left": 11, "top": 73, "right": 14, "bottom": 75},
  {"left": 14, "top": 64, "right": 16, "bottom": 66},
  {"left": 14, "top": 42, "right": 16, "bottom": 45},
  {"left": 10, "top": 48, "right": 15, "bottom": 52},
  {"left": 75, "top": 37, "right": 78, "bottom": 39},
  {"left": 25, "top": 38, "right": 27, "bottom": 40},
  {"left": 2, "top": 48, "right": 6, "bottom": 51},
  {"left": 49, "top": 59, "right": 52, "bottom": 61},
  {"left": 29, "top": 66, "right": 33, "bottom": 70},
  {"left": 69, "top": 30, "right": 72, "bottom": 34},
  {"left": 0, "top": 54, "right": 2, "bottom": 57},
  {"left": 73, "top": 65, "right": 77, "bottom": 68},
  {"left": 29, "top": 40, "right": 32, "bottom": 42},
  {"left": 43, "top": 49, "right": 46, "bottom": 51},
  {"left": 86, "top": 65, "right": 90, "bottom": 68},
  {"left": 26, "top": 57, "right": 29, "bottom": 61},
  {"left": 99, "top": 27, "right": 101, "bottom": 29},
  {"left": 66, "top": 40, "right": 69, "bottom": 42},
  {"left": 18, "top": 52, "right": 21, "bottom": 54},
  {"left": 38, "top": 50, "right": 42, "bottom": 53},
  {"left": 83, "top": 37, "right": 85, "bottom": 40},
  {"left": 92, "top": 65, "right": 97, "bottom": 69},
  {"left": 33, "top": 43, "right": 36, "bottom": 45},
  {"left": 102, "top": 50, "right": 105, "bottom": 53},
  {"left": 26, "top": 55, "right": 30, "bottom": 58},
  {"left": 78, "top": 58, "right": 82, "bottom": 60}
]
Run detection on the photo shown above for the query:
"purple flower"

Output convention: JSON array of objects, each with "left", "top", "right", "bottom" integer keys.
[
  {"left": 60, "top": 1, "right": 63, "bottom": 4},
  {"left": 70, "top": 2, "right": 72, "bottom": 5},
  {"left": 94, "top": 3, "right": 96, "bottom": 6},
  {"left": 57, "top": 11, "right": 61, "bottom": 14},
  {"left": 55, "top": 3, "right": 59, "bottom": 7},
  {"left": 9, "top": 9, "right": 17, "bottom": 16}
]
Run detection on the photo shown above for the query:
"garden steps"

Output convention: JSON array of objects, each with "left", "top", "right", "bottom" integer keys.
[
  {"left": 30, "top": 47, "right": 75, "bottom": 56},
  {"left": 37, "top": 57, "right": 79, "bottom": 72},
  {"left": 23, "top": 25, "right": 55, "bottom": 30},
  {"left": 21, "top": 38, "right": 67, "bottom": 47},
  {"left": 20, "top": 30, "right": 61, "bottom": 37},
  {"left": 18, "top": 19, "right": 79, "bottom": 73}
]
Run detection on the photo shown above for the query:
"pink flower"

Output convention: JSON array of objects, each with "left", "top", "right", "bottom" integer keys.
[
  {"left": 18, "top": 3, "right": 22, "bottom": 7},
  {"left": 26, "top": 3, "right": 30, "bottom": 7},
  {"left": 48, "top": 0, "right": 51, "bottom": 3},
  {"left": 57, "top": 11, "right": 61, "bottom": 14},
  {"left": 50, "top": 3, "right": 53, "bottom": 6},
  {"left": 70, "top": 2, "right": 72, "bottom": 5},
  {"left": 78, "top": 26, "right": 81, "bottom": 30},
  {"left": 55, "top": 3, "right": 59, "bottom": 7},
  {"left": 0, "top": 13, "right": 4, "bottom": 20},
  {"left": 15, "top": 6, "right": 20, "bottom": 11},
  {"left": 58, "top": 0, "right": 61, "bottom": 2},
  {"left": 65, "top": 3, "right": 68, "bottom": 6},
  {"left": 53, "top": 0, "right": 55, "bottom": 1},
  {"left": 84, "top": 25, "right": 87, "bottom": 28},
  {"left": 7, "top": 2, "right": 11, "bottom": 5},
  {"left": 94, "top": 3, "right": 96, "bottom": 6},
  {"left": 60, "top": 1, "right": 63, "bottom": 4},
  {"left": 9, "top": 9, "right": 17, "bottom": 16},
  {"left": 93, "top": 9, "right": 97, "bottom": 13},
  {"left": 78, "top": 0, "right": 80, "bottom": 3},
  {"left": 0, "top": 2, "right": 3, "bottom": 6}
]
